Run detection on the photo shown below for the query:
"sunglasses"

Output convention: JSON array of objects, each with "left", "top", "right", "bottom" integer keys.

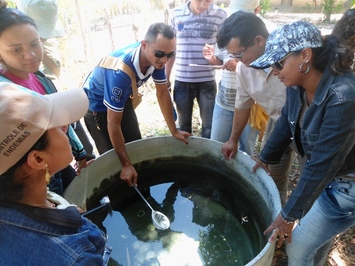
[
  {"left": 147, "top": 42, "right": 176, "bottom": 59},
  {"left": 228, "top": 38, "right": 255, "bottom": 59},
  {"left": 271, "top": 52, "right": 294, "bottom": 70}
]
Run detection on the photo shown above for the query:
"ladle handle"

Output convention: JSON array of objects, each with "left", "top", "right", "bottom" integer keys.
[
  {"left": 133, "top": 186, "right": 154, "bottom": 212},
  {"left": 81, "top": 203, "right": 108, "bottom": 218}
]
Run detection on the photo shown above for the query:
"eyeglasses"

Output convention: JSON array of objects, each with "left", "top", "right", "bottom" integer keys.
[
  {"left": 271, "top": 52, "right": 294, "bottom": 70},
  {"left": 228, "top": 38, "right": 255, "bottom": 59},
  {"left": 147, "top": 42, "right": 176, "bottom": 59}
]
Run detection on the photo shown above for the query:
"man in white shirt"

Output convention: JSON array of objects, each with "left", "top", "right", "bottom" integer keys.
[{"left": 217, "top": 11, "right": 294, "bottom": 205}]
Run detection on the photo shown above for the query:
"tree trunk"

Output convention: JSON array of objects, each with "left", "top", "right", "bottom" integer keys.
[
  {"left": 104, "top": 9, "right": 115, "bottom": 51},
  {"left": 75, "top": 0, "right": 94, "bottom": 65}
]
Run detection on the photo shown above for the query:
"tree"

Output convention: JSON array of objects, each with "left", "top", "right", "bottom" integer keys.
[
  {"left": 5, "top": 0, "right": 16, "bottom": 7},
  {"left": 322, "top": 0, "right": 335, "bottom": 23}
]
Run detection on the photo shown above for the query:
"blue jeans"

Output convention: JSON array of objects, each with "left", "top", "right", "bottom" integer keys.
[
  {"left": 286, "top": 177, "right": 355, "bottom": 265},
  {"left": 173, "top": 80, "right": 216, "bottom": 138},
  {"left": 210, "top": 103, "right": 258, "bottom": 155}
]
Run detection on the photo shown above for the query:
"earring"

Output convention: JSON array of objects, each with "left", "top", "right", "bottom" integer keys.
[
  {"left": 45, "top": 164, "right": 51, "bottom": 184},
  {"left": 299, "top": 60, "right": 310, "bottom": 74}
]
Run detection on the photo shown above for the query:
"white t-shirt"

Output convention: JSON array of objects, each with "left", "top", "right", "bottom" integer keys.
[{"left": 235, "top": 63, "right": 286, "bottom": 120}]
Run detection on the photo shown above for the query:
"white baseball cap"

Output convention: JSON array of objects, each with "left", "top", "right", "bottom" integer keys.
[
  {"left": 0, "top": 83, "right": 88, "bottom": 175},
  {"left": 228, "top": 0, "right": 260, "bottom": 15},
  {"left": 17, "top": 0, "right": 64, "bottom": 39}
]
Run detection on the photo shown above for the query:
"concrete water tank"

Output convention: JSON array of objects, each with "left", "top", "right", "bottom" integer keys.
[{"left": 64, "top": 136, "right": 280, "bottom": 265}]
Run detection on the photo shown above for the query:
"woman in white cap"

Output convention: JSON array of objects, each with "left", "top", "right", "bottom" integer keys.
[
  {"left": 251, "top": 21, "right": 355, "bottom": 265},
  {"left": 0, "top": 83, "right": 106, "bottom": 264}
]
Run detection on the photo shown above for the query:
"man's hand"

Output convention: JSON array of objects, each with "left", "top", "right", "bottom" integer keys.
[
  {"left": 172, "top": 130, "right": 192, "bottom": 144},
  {"left": 223, "top": 58, "right": 238, "bottom": 72},
  {"left": 75, "top": 158, "right": 87, "bottom": 175},
  {"left": 120, "top": 164, "right": 138, "bottom": 187},
  {"left": 252, "top": 157, "right": 271, "bottom": 175},
  {"left": 222, "top": 139, "right": 238, "bottom": 160},
  {"left": 202, "top": 43, "right": 215, "bottom": 60},
  {"left": 264, "top": 214, "right": 295, "bottom": 248}
]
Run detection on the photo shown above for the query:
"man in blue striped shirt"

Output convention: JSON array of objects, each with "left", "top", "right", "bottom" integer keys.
[{"left": 166, "top": 0, "right": 227, "bottom": 138}]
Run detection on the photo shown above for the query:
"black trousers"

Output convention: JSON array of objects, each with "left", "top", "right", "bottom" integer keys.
[{"left": 84, "top": 100, "right": 142, "bottom": 155}]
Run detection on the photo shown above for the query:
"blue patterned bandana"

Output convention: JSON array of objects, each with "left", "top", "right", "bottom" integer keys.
[{"left": 251, "top": 20, "right": 323, "bottom": 69}]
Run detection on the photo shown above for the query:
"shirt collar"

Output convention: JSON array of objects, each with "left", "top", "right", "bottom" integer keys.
[
  {"left": 133, "top": 45, "right": 155, "bottom": 79},
  {"left": 312, "top": 67, "right": 336, "bottom": 105},
  {"left": 264, "top": 67, "right": 274, "bottom": 80}
]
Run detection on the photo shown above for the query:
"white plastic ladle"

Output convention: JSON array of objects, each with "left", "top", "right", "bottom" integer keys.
[{"left": 133, "top": 186, "right": 170, "bottom": 230}]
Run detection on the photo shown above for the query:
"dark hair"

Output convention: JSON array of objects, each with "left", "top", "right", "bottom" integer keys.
[
  {"left": 144, "top": 22, "right": 175, "bottom": 43},
  {"left": 217, "top": 11, "right": 269, "bottom": 49},
  {"left": 332, "top": 9, "right": 355, "bottom": 52},
  {"left": 0, "top": 132, "right": 50, "bottom": 202},
  {"left": 311, "top": 35, "right": 353, "bottom": 74},
  {"left": 0, "top": 3, "right": 37, "bottom": 37}
]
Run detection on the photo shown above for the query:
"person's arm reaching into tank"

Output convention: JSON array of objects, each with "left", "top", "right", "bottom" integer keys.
[
  {"left": 222, "top": 107, "right": 251, "bottom": 159},
  {"left": 107, "top": 109, "right": 138, "bottom": 187},
  {"left": 155, "top": 83, "right": 191, "bottom": 143}
]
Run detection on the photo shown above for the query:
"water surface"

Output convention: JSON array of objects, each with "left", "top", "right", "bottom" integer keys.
[{"left": 89, "top": 159, "right": 267, "bottom": 266}]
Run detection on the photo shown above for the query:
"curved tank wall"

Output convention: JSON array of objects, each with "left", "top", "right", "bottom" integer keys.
[{"left": 64, "top": 136, "right": 281, "bottom": 265}]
